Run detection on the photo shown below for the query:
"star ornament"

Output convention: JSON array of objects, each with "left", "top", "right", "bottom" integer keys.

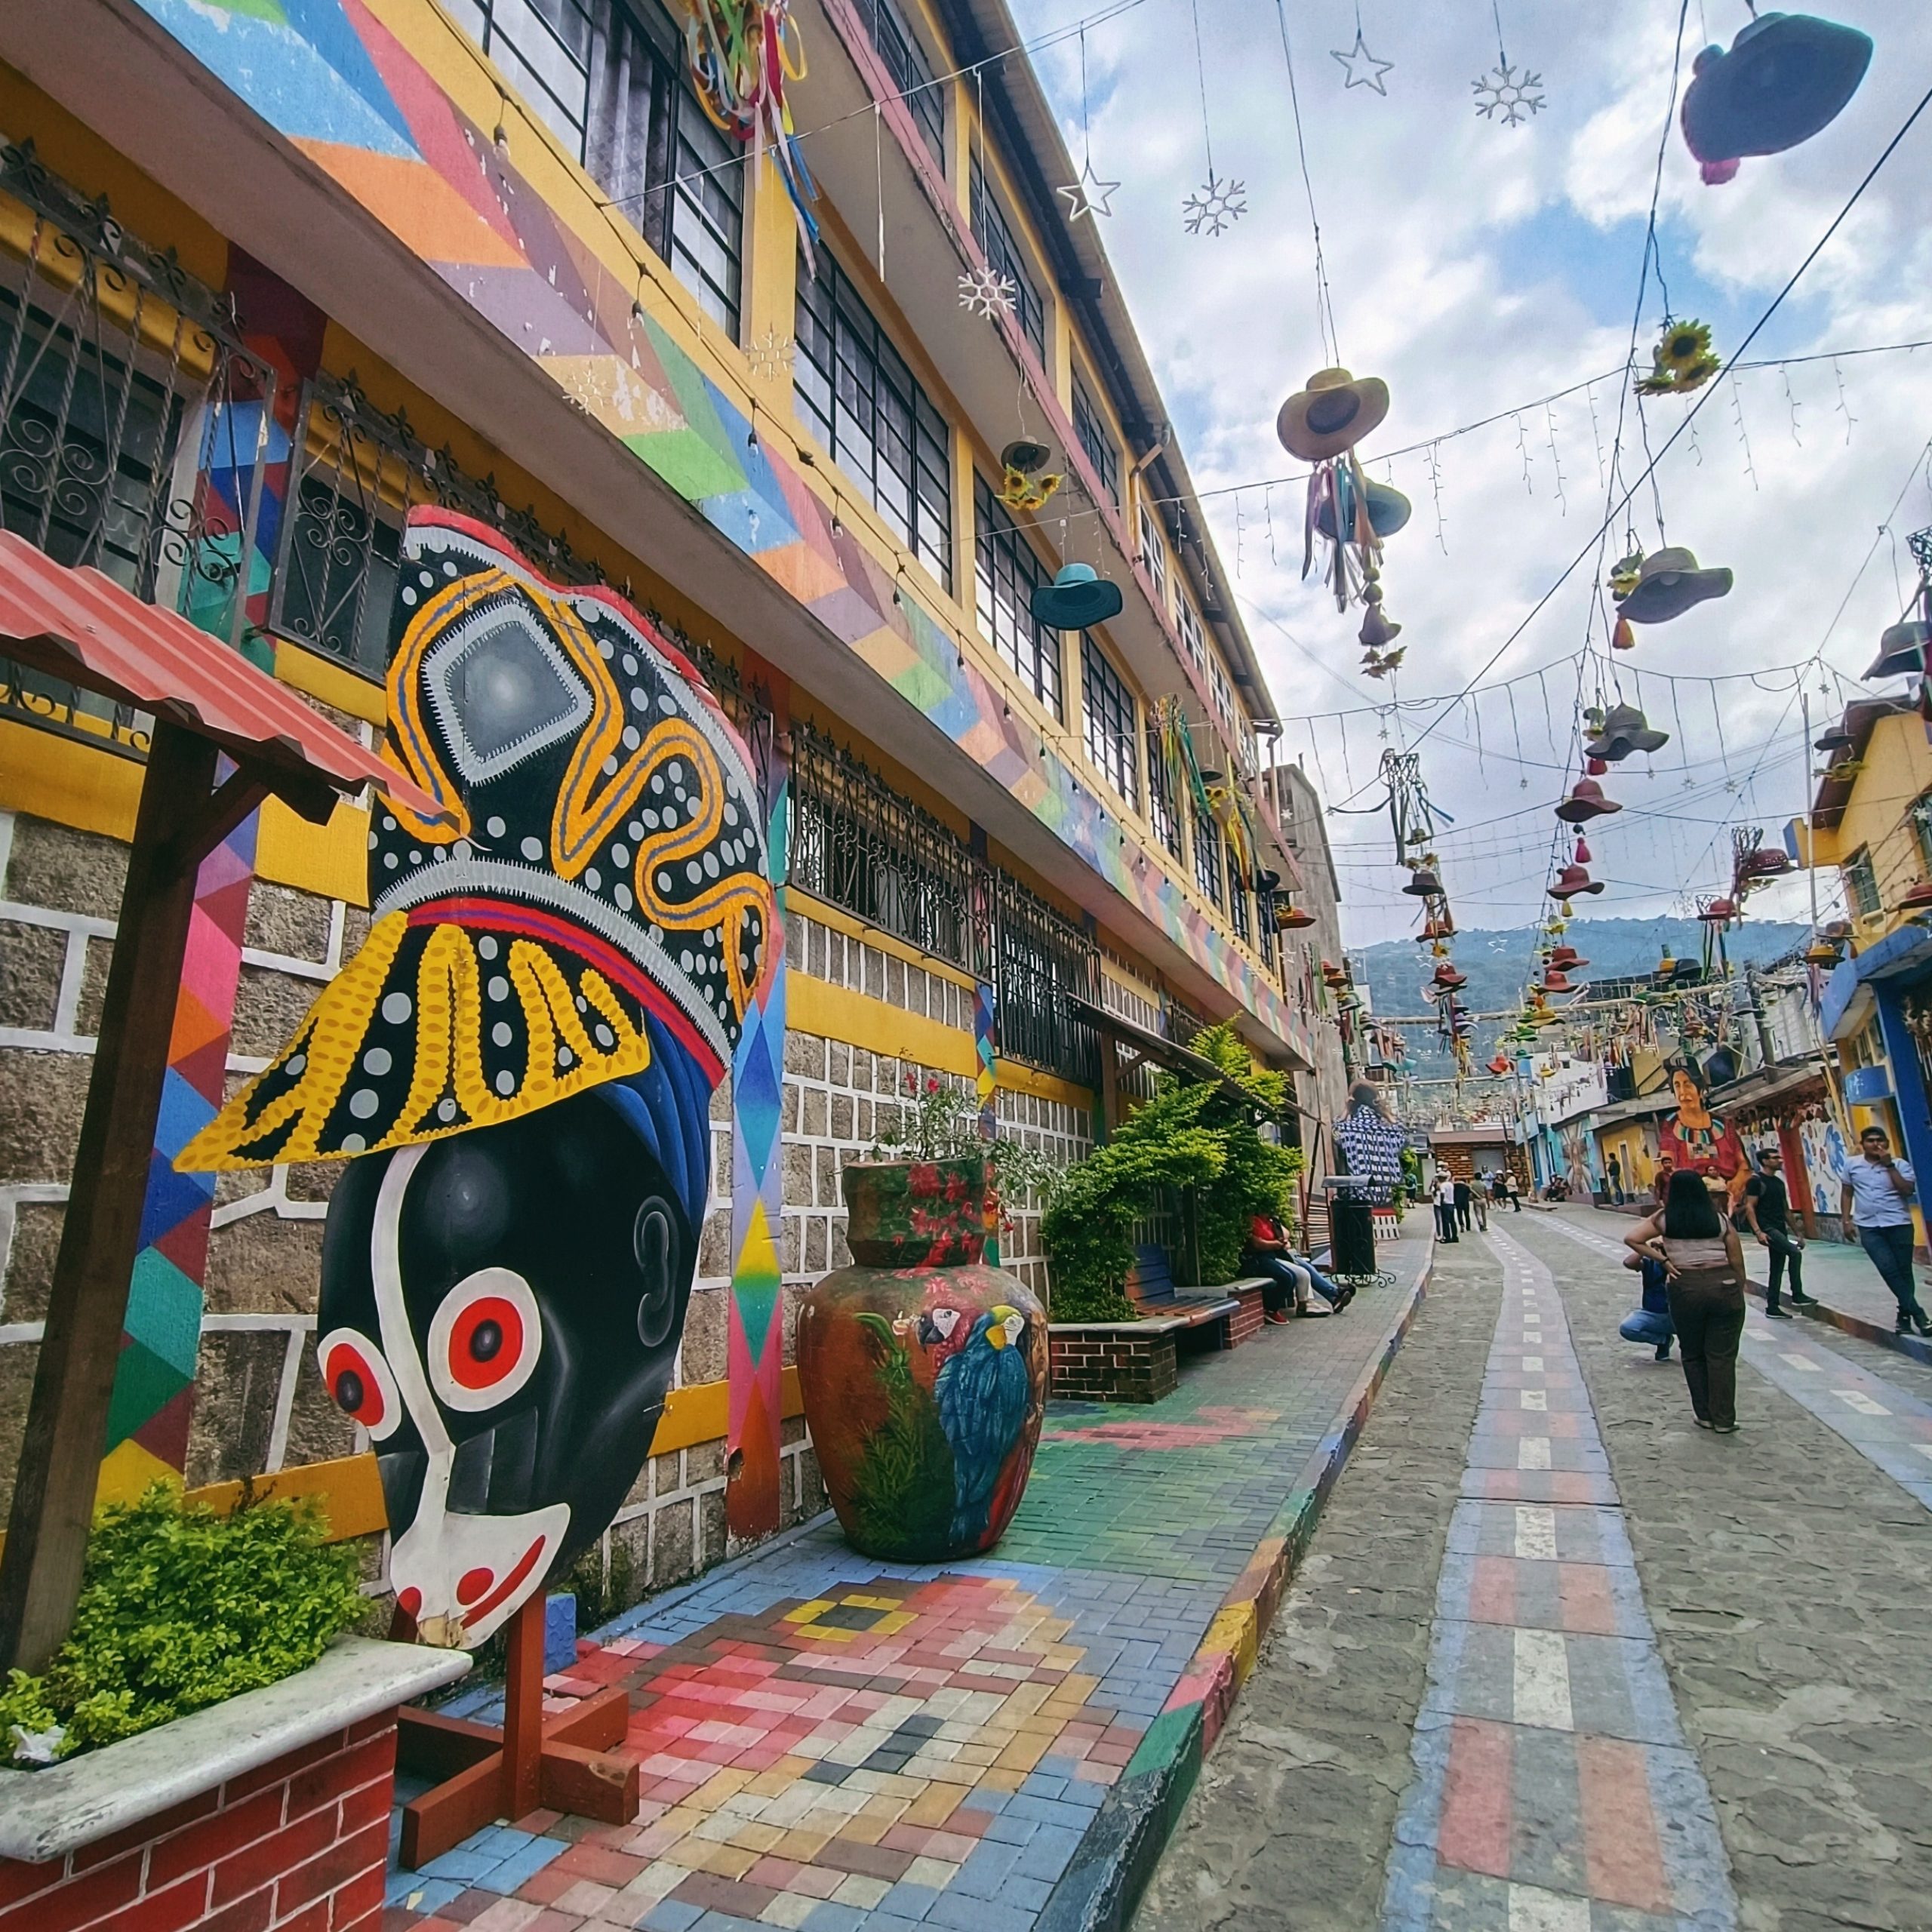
[
  {"left": 1331, "top": 29, "right": 1395, "bottom": 95},
  {"left": 1057, "top": 156, "right": 1119, "bottom": 223}
]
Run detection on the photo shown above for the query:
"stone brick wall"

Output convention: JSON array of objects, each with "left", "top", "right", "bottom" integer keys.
[
  {"left": 1047, "top": 1328, "right": 1180, "bottom": 1404},
  {"left": 0, "top": 1708, "right": 398, "bottom": 1930}
]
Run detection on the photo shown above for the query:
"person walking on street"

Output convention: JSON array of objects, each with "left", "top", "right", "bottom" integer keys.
[
  {"left": 1505, "top": 1172, "right": 1521, "bottom": 1212},
  {"left": 1473, "top": 1181, "right": 1489, "bottom": 1232},
  {"left": 1740, "top": 1144, "right": 1813, "bottom": 1318},
  {"left": 1841, "top": 1126, "right": 1932, "bottom": 1337},
  {"left": 1454, "top": 1176, "right": 1473, "bottom": 1232},
  {"left": 1627, "top": 1171, "right": 1749, "bottom": 1432},
  {"left": 1435, "top": 1171, "right": 1460, "bottom": 1242},
  {"left": 1607, "top": 1153, "right": 1623, "bottom": 1206}
]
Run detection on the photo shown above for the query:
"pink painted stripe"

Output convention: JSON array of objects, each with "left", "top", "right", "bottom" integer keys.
[
  {"left": 1577, "top": 1734, "right": 1673, "bottom": 1911},
  {"left": 1558, "top": 1563, "right": 1617, "bottom": 1636},
  {"left": 1468, "top": 1555, "right": 1515, "bottom": 1626},
  {"left": 1437, "top": 1716, "right": 1512, "bottom": 1878}
]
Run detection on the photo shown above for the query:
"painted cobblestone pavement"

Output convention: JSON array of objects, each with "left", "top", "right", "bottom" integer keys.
[
  {"left": 1381, "top": 1229, "right": 1738, "bottom": 1931},
  {"left": 383, "top": 1238, "right": 1430, "bottom": 1930},
  {"left": 1539, "top": 1211, "right": 1932, "bottom": 1514}
]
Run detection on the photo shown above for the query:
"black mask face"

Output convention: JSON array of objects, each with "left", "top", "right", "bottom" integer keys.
[{"left": 315, "top": 1084, "right": 691, "bottom": 1646}]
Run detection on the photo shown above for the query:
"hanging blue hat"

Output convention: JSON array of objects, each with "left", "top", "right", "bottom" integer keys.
[
  {"left": 1680, "top": 13, "right": 1872, "bottom": 184},
  {"left": 1314, "top": 473, "right": 1411, "bottom": 543},
  {"left": 1031, "top": 562, "right": 1124, "bottom": 631}
]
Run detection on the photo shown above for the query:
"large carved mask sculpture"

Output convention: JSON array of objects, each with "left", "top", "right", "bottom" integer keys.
[{"left": 180, "top": 509, "right": 773, "bottom": 1646}]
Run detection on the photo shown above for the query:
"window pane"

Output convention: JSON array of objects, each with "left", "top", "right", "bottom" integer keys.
[
  {"left": 969, "top": 157, "right": 1045, "bottom": 361},
  {"left": 974, "top": 476, "right": 1060, "bottom": 718},
  {"left": 1073, "top": 380, "right": 1118, "bottom": 506},
  {"left": 1081, "top": 635, "right": 1137, "bottom": 811},
  {"left": 853, "top": 0, "right": 945, "bottom": 162}
]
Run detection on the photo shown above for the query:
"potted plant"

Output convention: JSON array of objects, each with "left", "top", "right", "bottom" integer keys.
[{"left": 795, "top": 1075, "right": 1055, "bottom": 1561}]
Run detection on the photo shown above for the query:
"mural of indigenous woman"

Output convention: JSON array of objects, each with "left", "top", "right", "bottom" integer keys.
[
  {"left": 178, "top": 509, "right": 774, "bottom": 1647},
  {"left": 1658, "top": 1058, "right": 1747, "bottom": 1201}
]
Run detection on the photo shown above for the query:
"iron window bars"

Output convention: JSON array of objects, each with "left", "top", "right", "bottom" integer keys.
[
  {"left": 974, "top": 475, "right": 1060, "bottom": 718},
  {"left": 1145, "top": 721, "right": 1182, "bottom": 859},
  {"left": 848, "top": 0, "right": 946, "bottom": 162},
  {"left": 1844, "top": 844, "right": 1881, "bottom": 918},
  {"left": 448, "top": 0, "right": 743, "bottom": 337},
  {"left": 0, "top": 139, "right": 278, "bottom": 761},
  {"left": 1193, "top": 808, "right": 1223, "bottom": 908},
  {"left": 268, "top": 371, "right": 601, "bottom": 680},
  {"left": 794, "top": 248, "right": 952, "bottom": 589},
  {"left": 1072, "top": 380, "right": 1118, "bottom": 506},
  {"left": 1081, "top": 633, "right": 1137, "bottom": 811},
  {"left": 968, "top": 155, "right": 1044, "bottom": 361}
]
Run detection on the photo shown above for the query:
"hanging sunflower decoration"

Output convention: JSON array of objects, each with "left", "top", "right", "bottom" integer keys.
[
  {"left": 1635, "top": 318, "right": 1721, "bottom": 396},
  {"left": 998, "top": 465, "right": 1063, "bottom": 513}
]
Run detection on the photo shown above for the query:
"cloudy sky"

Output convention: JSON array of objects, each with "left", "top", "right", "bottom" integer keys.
[{"left": 1016, "top": 0, "right": 1932, "bottom": 946}]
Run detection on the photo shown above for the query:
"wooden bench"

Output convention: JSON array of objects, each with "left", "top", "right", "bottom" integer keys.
[{"left": 1125, "top": 1243, "right": 1249, "bottom": 1346}]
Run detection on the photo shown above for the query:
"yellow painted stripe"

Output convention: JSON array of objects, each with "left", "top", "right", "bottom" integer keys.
[
  {"left": 255, "top": 792, "right": 372, "bottom": 906},
  {"left": 649, "top": 1365, "right": 804, "bottom": 1455},
  {"left": 995, "top": 1059, "right": 1094, "bottom": 1112},
  {"left": 788, "top": 890, "right": 978, "bottom": 992},
  {"left": 273, "top": 637, "right": 388, "bottom": 726},
  {"left": 788, "top": 973, "right": 979, "bottom": 1079},
  {"left": 0, "top": 718, "right": 141, "bottom": 840},
  {"left": 1198, "top": 1601, "right": 1260, "bottom": 1686}
]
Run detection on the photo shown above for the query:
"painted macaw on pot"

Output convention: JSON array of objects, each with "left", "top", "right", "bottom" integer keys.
[{"left": 921, "top": 1303, "right": 1030, "bottom": 1548}]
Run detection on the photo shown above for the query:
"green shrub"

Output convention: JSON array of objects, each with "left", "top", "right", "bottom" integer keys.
[{"left": 0, "top": 1484, "right": 365, "bottom": 1763}]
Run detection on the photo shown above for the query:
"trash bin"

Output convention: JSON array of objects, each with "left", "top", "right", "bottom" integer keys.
[{"left": 1328, "top": 1192, "right": 1377, "bottom": 1276}]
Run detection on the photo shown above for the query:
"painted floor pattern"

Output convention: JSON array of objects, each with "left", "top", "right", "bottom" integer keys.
[
  {"left": 381, "top": 1238, "right": 1430, "bottom": 1932},
  {"left": 1380, "top": 1228, "right": 1738, "bottom": 1932},
  {"left": 1534, "top": 1211, "right": 1932, "bottom": 1515}
]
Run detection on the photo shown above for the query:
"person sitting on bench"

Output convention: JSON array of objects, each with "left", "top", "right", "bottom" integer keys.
[{"left": 1247, "top": 1211, "right": 1358, "bottom": 1324}]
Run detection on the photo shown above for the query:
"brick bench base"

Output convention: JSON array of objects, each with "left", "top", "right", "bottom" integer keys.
[{"left": 1049, "top": 1325, "right": 1180, "bottom": 1404}]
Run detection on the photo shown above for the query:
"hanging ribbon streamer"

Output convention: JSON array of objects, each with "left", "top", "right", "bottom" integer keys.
[{"left": 683, "top": 0, "right": 820, "bottom": 259}]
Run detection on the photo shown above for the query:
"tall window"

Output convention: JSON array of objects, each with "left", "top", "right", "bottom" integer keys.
[
  {"left": 1209, "top": 656, "right": 1234, "bottom": 727},
  {"left": 1073, "top": 380, "right": 1118, "bottom": 505},
  {"left": 1081, "top": 635, "right": 1137, "bottom": 809},
  {"left": 795, "top": 249, "right": 951, "bottom": 586},
  {"left": 1138, "top": 503, "right": 1168, "bottom": 614},
  {"left": 1228, "top": 869, "right": 1251, "bottom": 943},
  {"left": 969, "top": 156, "right": 1045, "bottom": 361},
  {"left": 974, "top": 475, "right": 1060, "bottom": 716},
  {"left": 1193, "top": 811, "right": 1223, "bottom": 907},
  {"left": 1844, "top": 846, "right": 1881, "bottom": 917},
  {"left": 851, "top": 0, "right": 944, "bottom": 161},
  {"left": 1146, "top": 725, "right": 1182, "bottom": 858},
  {"left": 1177, "top": 598, "right": 1208, "bottom": 673},
  {"left": 449, "top": 0, "right": 744, "bottom": 336}
]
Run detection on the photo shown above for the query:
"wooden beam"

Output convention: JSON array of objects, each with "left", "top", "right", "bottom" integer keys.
[{"left": 0, "top": 720, "right": 220, "bottom": 1672}]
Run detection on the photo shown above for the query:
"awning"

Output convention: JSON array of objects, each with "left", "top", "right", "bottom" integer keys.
[
  {"left": 1705, "top": 1056, "right": 1830, "bottom": 1114},
  {"left": 0, "top": 531, "right": 441, "bottom": 824},
  {"left": 1072, "top": 995, "right": 1315, "bottom": 1117}
]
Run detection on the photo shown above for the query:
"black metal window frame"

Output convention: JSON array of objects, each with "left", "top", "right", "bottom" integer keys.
[
  {"left": 1177, "top": 595, "right": 1208, "bottom": 673},
  {"left": 1081, "top": 633, "right": 1137, "bottom": 811},
  {"left": 1193, "top": 808, "right": 1223, "bottom": 907},
  {"left": 794, "top": 246, "right": 951, "bottom": 589},
  {"left": 448, "top": 0, "right": 745, "bottom": 337},
  {"left": 1146, "top": 722, "right": 1182, "bottom": 859},
  {"left": 1844, "top": 844, "right": 1881, "bottom": 918},
  {"left": 1138, "top": 501, "right": 1167, "bottom": 612},
  {"left": 1072, "top": 378, "right": 1118, "bottom": 506},
  {"left": 1228, "top": 866, "right": 1250, "bottom": 943},
  {"left": 267, "top": 371, "right": 603, "bottom": 681},
  {"left": 968, "top": 155, "right": 1045, "bottom": 361},
  {"left": 992, "top": 868, "right": 1100, "bottom": 1090},
  {"left": 0, "top": 138, "right": 278, "bottom": 761},
  {"left": 850, "top": 0, "right": 946, "bottom": 162},
  {"left": 974, "top": 474, "right": 1060, "bottom": 717}
]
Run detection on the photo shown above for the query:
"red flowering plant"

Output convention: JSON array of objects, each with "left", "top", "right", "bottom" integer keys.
[{"left": 869, "top": 1069, "right": 1057, "bottom": 1211}]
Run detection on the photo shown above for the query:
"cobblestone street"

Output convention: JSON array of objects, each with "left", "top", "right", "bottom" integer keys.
[{"left": 1142, "top": 1209, "right": 1932, "bottom": 1932}]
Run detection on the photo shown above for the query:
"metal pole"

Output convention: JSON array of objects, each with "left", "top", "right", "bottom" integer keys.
[{"left": 1801, "top": 687, "right": 1820, "bottom": 931}]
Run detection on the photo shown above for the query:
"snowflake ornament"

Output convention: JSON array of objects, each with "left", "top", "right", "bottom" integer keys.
[
  {"left": 1183, "top": 171, "right": 1247, "bottom": 237},
  {"left": 958, "top": 265, "right": 1018, "bottom": 321},
  {"left": 746, "top": 330, "right": 795, "bottom": 383},
  {"left": 1472, "top": 60, "right": 1546, "bottom": 126}
]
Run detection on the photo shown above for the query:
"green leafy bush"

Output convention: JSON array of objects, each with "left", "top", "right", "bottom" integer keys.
[{"left": 0, "top": 1485, "right": 366, "bottom": 1763}]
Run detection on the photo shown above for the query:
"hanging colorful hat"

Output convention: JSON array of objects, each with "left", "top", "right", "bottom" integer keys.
[
  {"left": 1276, "top": 367, "right": 1391, "bottom": 462},
  {"left": 1698, "top": 896, "right": 1740, "bottom": 923},
  {"left": 179, "top": 509, "right": 775, "bottom": 1171},
  {"left": 1030, "top": 562, "right": 1124, "bottom": 631},
  {"left": 1542, "top": 968, "right": 1574, "bottom": 993},
  {"left": 1432, "top": 962, "right": 1468, "bottom": 992},
  {"left": 1274, "top": 899, "right": 1318, "bottom": 930},
  {"left": 1584, "top": 704, "right": 1670, "bottom": 761},
  {"left": 1315, "top": 475, "right": 1412, "bottom": 543},
  {"left": 1866, "top": 618, "right": 1930, "bottom": 681},
  {"left": 1548, "top": 863, "right": 1604, "bottom": 899},
  {"left": 1001, "top": 438, "right": 1053, "bottom": 475},
  {"left": 1402, "top": 866, "right": 1444, "bottom": 897},
  {"left": 1617, "top": 547, "right": 1733, "bottom": 624},
  {"left": 1680, "top": 12, "right": 1873, "bottom": 186},
  {"left": 1548, "top": 944, "right": 1587, "bottom": 970}
]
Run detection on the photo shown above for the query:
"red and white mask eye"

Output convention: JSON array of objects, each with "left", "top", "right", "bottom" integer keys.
[
  {"left": 317, "top": 1327, "right": 405, "bottom": 1441},
  {"left": 426, "top": 1268, "right": 543, "bottom": 1412}
]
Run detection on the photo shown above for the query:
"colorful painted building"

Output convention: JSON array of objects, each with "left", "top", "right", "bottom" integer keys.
[{"left": 0, "top": 0, "right": 1320, "bottom": 1614}]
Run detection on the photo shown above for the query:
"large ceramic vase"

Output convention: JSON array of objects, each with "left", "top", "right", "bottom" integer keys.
[{"left": 798, "top": 1155, "right": 1048, "bottom": 1562}]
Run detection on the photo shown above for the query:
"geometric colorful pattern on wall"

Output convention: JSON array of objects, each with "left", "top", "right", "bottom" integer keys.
[{"left": 128, "top": 0, "right": 1313, "bottom": 1069}]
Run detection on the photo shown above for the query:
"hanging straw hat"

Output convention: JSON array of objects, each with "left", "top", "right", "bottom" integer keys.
[
  {"left": 1584, "top": 703, "right": 1670, "bottom": 761},
  {"left": 1276, "top": 368, "right": 1390, "bottom": 462},
  {"left": 1555, "top": 778, "right": 1622, "bottom": 822},
  {"left": 1548, "top": 863, "right": 1604, "bottom": 899},
  {"left": 1617, "top": 547, "right": 1733, "bottom": 625},
  {"left": 1030, "top": 562, "right": 1124, "bottom": 631}
]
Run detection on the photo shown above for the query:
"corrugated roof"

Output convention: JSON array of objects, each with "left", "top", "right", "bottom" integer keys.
[{"left": 0, "top": 532, "right": 441, "bottom": 822}]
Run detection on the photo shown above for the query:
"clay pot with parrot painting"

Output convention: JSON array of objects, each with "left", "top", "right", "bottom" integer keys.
[{"left": 798, "top": 1155, "right": 1047, "bottom": 1562}]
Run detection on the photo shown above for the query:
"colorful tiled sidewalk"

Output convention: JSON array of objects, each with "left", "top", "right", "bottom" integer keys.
[
  {"left": 1381, "top": 1227, "right": 1737, "bottom": 1931},
  {"left": 383, "top": 1235, "right": 1433, "bottom": 1932}
]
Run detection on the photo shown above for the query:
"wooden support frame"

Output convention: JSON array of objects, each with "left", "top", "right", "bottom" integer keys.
[{"left": 395, "top": 1598, "right": 638, "bottom": 1868}]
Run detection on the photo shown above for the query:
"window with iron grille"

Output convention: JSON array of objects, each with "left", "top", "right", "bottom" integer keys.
[
  {"left": 1257, "top": 902, "right": 1276, "bottom": 970},
  {"left": 1844, "top": 845, "right": 1881, "bottom": 918},
  {"left": 1138, "top": 502, "right": 1168, "bottom": 614},
  {"left": 1228, "top": 869, "right": 1250, "bottom": 943},
  {"left": 1146, "top": 723, "right": 1182, "bottom": 858},
  {"left": 851, "top": 0, "right": 945, "bottom": 162},
  {"left": 795, "top": 248, "right": 951, "bottom": 588},
  {"left": 1193, "top": 809, "right": 1223, "bottom": 907},
  {"left": 1073, "top": 379, "right": 1118, "bottom": 505},
  {"left": 993, "top": 869, "right": 1100, "bottom": 1088},
  {"left": 269, "top": 373, "right": 601, "bottom": 678},
  {"left": 448, "top": 0, "right": 744, "bottom": 336},
  {"left": 968, "top": 155, "right": 1044, "bottom": 361},
  {"left": 974, "top": 475, "right": 1060, "bottom": 716},
  {"left": 1081, "top": 635, "right": 1137, "bottom": 809}
]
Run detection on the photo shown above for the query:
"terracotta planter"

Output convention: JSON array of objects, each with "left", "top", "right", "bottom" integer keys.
[{"left": 797, "top": 1155, "right": 1048, "bottom": 1561}]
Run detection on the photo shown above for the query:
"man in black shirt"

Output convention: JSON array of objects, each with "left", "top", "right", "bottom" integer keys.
[{"left": 1740, "top": 1145, "right": 1814, "bottom": 1318}]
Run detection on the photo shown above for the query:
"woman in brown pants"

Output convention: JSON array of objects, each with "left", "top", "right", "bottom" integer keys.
[{"left": 1624, "top": 1171, "right": 1749, "bottom": 1432}]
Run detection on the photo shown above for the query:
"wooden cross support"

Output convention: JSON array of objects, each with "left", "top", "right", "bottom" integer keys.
[{"left": 394, "top": 1597, "right": 639, "bottom": 1869}]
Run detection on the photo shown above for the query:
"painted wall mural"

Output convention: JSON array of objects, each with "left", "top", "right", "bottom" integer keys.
[
  {"left": 127, "top": 0, "right": 1311, "bottom": 1069},
  {"left": 178, "top": 509, "right": 777, "bottom": 1645}
]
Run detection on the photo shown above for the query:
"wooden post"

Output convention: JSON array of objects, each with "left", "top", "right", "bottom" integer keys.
[
  {"left": 0, "top": 721, "right": 220, "bottom": 1673},
  {"left": 500, "top": 1595, "right": 546, "bottom": 1825}
]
